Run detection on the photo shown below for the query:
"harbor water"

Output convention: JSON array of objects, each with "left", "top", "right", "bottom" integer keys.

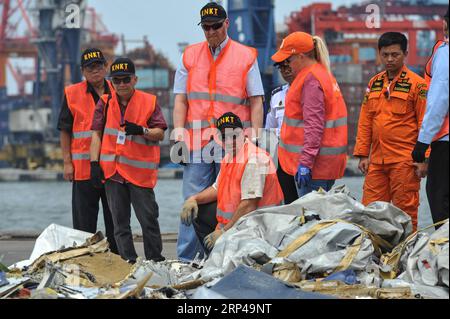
[{"left": 0, "top": 177, "right": 433, "bottom": 235}]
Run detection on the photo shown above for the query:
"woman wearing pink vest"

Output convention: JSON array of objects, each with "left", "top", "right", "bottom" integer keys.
[{"left": 271, "top": 32, "right": 348, "bottom": 201}]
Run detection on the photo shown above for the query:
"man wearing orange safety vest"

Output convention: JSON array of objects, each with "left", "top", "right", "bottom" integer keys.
[
  {"left": 180, "top": 112, "right": 284, "bottom": 252},
  {"left": 271, "top": 32, "right": 348, "bottom": 201},
  {"left": 90, "top": 58, "right": 166, "bottom": 263},
  {"left": 58, "top": 48, "right": 117, "bottom": 254},
  {"left": 354, "top": 32, "right": 428, "bottom": 230},
  {"left": 412, "top": 7, "right": 449, "bottom": 228},
  {"left": 172, "top": 2, "right": 264, "bottom": 261}
]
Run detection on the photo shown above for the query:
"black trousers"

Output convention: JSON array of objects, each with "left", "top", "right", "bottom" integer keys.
[
  {"left": 72, "top": 180, "right": 118, "bottom": 254},
  {"left": 192, "top": 202, "right": 218, "bottom": 255},
  {"left": 426, "top": 141, "right": 449, "bottom": 228},
  {"left": 277, "top": 162, "right": 299, "bottom": 205},
  {"left": 104, "top": 180, "right": 164, "bottom": 262}
]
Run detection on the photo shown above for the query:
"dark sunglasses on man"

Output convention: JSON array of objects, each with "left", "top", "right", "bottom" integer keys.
[
  {"left": 201, "top": 20, "right": 224, "bottom": 31},
  {"left": 220, "top": 128, "right": 243, "bottom": 142},
  {"left": 112, "top": 76, "right": 132, "bottom": 85}
]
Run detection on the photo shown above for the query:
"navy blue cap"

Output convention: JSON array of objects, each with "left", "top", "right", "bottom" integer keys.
[{"left": 110, "top": 57, "right": 135, "bottom": 77}]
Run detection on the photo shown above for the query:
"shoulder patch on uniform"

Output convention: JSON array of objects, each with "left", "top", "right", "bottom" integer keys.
[
  {"left": 419, "top": 88, "right": 428, "bottom": 99},
  {"left": 393, "top": 81, "right": 411, "bottom": 93},
  {"left": 271, "top": 86, "right": 283, "bottom": 96},
  {"left": 417, "top": 83, "right": 427, "bottom": 90},
  {"left": 370, "top": 79, "right": 384, "bottom": 92}
]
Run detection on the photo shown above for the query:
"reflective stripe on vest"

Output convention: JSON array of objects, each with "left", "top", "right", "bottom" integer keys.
[
  {"left": 72, "top": 153, "right": 90, "bottom": 160},
  {"left": 279, "top": 140, "right": 347, "bottom": 156},
  {"left": 284, "top": 116, "right": 347, "bottom": 129},
  {"left": 103, "top": 128, "right": 159, "bottom": 146},
  {"left": 72, "top": 131, "right": 93, "bottom": 139},
  {"left": 100, "top": 154, "right": 159, "bottom": 170},
  {"left": 188, "top": 92, "right": 249, "bottom": 106},
  {"left": 217, "top": 208, "right": 233, "bottom": 221},
  {"left": 185, "top": 119, "right": 252, "bottom": 130}
]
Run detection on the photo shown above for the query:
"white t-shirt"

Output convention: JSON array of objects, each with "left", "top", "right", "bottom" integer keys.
[
  {"left": 265, "top": 84, "right": 289, "bottom": 136},
  {"left": 212, "top": 141, "right": 269, "bottom": 200}
]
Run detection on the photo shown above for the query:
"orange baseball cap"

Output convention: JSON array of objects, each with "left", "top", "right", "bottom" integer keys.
[{"left": 271, "top": 32, "right": 314, "bottom": 63}]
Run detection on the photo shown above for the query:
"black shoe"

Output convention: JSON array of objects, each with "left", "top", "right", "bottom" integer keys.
[{"left": 149, "top": 256, "right": 165, "bottom": 263}]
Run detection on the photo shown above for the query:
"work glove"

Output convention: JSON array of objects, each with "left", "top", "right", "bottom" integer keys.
[
  {"left": 90, "top": 161, "right": 104, "bottom": 189},
  {"left": 412, "top": 141, "right": 429, "bottom": 163},
  {"left": 295, "top": 164, "right": 312, "bottom": 188},
  {"left": 123, "top": 120, "right": 144, "bottom": 136},
  {"left": 204, "top": 228, "right": 224, "bottom": 251},
  {"left": 180, "top": 198, "right": 198, "bottom": 226}
]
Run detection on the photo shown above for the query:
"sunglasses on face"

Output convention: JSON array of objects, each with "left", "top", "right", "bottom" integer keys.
[
  {"left": 112, "top": 76, "right": 132, "bottom": 84},
  {"left": 201, "top": 21, "right": 224, "bottom": 31},
  {"left": 275, "top": 62, "right": 291, "bottom": 70}
]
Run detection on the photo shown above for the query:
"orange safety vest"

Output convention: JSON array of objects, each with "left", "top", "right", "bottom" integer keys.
[
  {"left": 65, "top": 80, "right": 114, "bottom": 181},
  {"left": 183, "top": 39, "right": 258, "bottom": 150},
  {"left": 279, "top": 63, "right": 348, "bottom": 180},
  {"left": 424, "top": 40, "right": 449, "bottom": 142},
  {"left": 99, "top": 90, "right": 160, "bottom": 189},
  {"left": 216, "top": 141, "right": 284, "bottom": 229}
]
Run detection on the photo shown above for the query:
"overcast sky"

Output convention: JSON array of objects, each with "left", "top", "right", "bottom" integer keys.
[
  {"left": 88, "top": 0, "right": 360, "bottom": 66},
  {"left": 6, "top": 0, "right": 447, "bottom": 93}
]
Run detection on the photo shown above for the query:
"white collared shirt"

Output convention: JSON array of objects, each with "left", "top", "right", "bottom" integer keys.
[
  {"left": 173, "top": 36, "right": 264, "bottom": 97},
  {"left": 265, "top": 84, "right": 289, "bottom": 136}
]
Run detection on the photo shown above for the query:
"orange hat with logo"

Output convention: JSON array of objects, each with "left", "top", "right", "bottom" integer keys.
[{"left": 271, "top": 32, "right": 314, "bottom": 63}]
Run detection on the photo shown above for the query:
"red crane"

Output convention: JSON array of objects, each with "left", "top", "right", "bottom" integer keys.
[{"left": 0, "top": 0, "right": 37, "bottom": 92}]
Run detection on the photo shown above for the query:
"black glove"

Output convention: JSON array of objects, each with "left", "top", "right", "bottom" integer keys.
[
  {"left": 170, "top": 141, "right": 189, "bottom": 166},
  {"left": 123, "top": 121, "right": 144, "bottom": 136},
  {"left": 412, "top": 141, "right": 429, "bottom": 163},
  {"left": 90, "top": 161, "right": 104, "bottom": 189}
]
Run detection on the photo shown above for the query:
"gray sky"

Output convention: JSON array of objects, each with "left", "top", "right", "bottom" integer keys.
[{"left": 88, "top": 0, "right": 359, "bottom": 67}]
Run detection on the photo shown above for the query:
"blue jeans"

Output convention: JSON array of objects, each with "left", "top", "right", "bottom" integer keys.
[
  {"left": 296, "top": 179, "right": 335, "bottom": 198},
  {"left": 177, "top": 141, "right": 222, "bottom": 262}
]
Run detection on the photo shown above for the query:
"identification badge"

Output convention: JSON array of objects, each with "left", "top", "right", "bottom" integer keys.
[{"left": 116, "top": 131, "right": 126, "bottom": 145}]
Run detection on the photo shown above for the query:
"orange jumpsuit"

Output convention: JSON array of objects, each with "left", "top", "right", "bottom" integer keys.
[{"left": 354, "top": 65, "right": 428, "bottom": 229}]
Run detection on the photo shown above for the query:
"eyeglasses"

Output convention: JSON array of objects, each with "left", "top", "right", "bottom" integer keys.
[
  {"left": 220, "top": 128, "right": 243, "bottom": 141},
  {"left": 275, "top": 61, "right": 291, "bottom": 70},
  {"left": 112, "top": 76, "right": 132, "bottom": 84},
  {"left": 201, "top": 21, "right": 224, "bottom": 31},
  {"left": 84, "top": 62, "right": 104, "bottom": 72},
  {"left": 285, "top": 55, "right": 300, "bottom": 65}
]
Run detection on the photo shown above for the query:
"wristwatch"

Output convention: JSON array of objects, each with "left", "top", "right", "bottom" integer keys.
[{"left": 143, "top": 127, "right": 150, "bottom": 135}]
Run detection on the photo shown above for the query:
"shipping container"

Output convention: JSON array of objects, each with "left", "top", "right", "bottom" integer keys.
[
  {"left": 332, "top": 64, "right": 363, "bottom": 84},
  {"left": 9, "top": 108, "right": 52, "bottom": 133},
  {"left": 135, "top": 68, "right": 170, "bottom": 90}
]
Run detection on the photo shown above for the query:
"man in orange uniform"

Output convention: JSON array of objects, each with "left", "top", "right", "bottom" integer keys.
[
  {"left": 180, "top": 113, "right": 284, "bottom": 253},
  {"left": 354, "top": 32, "right": 428, "bottom": 230}
]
